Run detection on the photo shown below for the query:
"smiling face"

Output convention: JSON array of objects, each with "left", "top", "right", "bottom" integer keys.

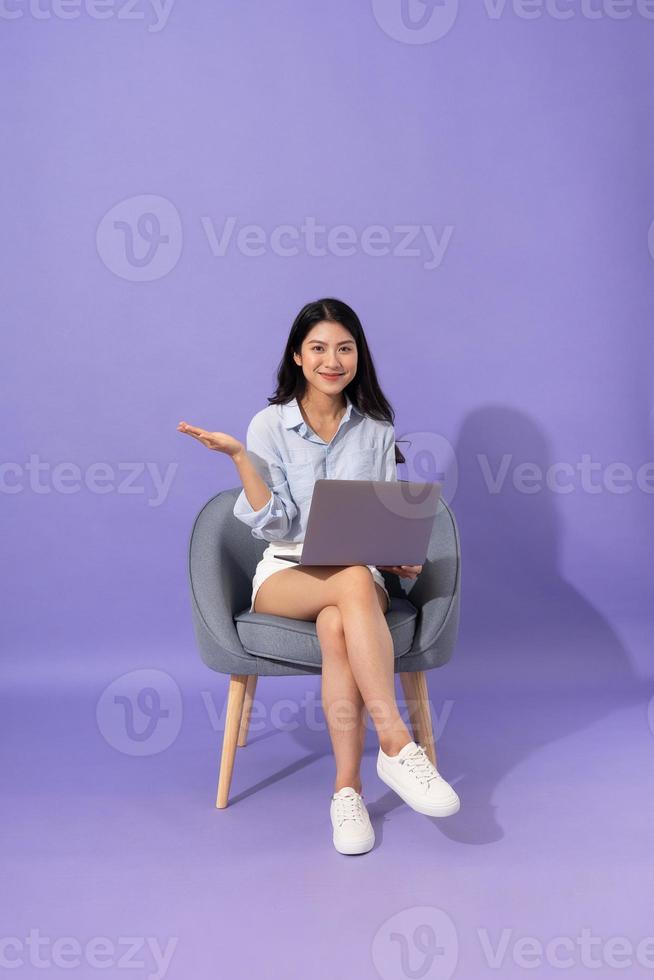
[{"left": 292, "top": 320, "right": 358, "bottom": 396}]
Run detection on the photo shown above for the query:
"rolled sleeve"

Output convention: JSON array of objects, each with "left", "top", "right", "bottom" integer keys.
[
  {"left": 232, "top": 416, "right": 298, "bottom": 541},
  {"left": 380, "top": 424, "right": 398, "bottom": 481}
]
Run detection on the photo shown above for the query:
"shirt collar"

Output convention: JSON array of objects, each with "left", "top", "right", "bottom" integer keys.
[{"left": 280, "top": 391, "right": 360, "bottom": 430}]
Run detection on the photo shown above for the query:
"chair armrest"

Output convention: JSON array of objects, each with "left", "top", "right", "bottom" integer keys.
[{"left": 392, "top": 497, "right": 461, "bottom": 656}]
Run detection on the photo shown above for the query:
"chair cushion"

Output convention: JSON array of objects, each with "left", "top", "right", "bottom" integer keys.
[{"left": 233, "top": 597, "right": 418, "bottom": 670}]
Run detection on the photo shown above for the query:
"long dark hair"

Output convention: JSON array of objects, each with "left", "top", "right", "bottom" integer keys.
[{"left": 267, "top": 298, "right": 405, "bottom": 465}]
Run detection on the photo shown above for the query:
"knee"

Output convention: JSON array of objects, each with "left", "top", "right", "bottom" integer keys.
[
  {"left": 336, "top": 564, "right": 376, "bottom": 599},
  {"left": 316, "top": 604, "right": 345, "bottom": 641}
]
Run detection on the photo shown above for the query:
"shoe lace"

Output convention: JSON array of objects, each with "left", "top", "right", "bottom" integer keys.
[
  {"left": 399, "top": 744, "right": 441, "bottom": 787},
  {"left": 333, "top": 792, "right": 365, "bottom": 826}
]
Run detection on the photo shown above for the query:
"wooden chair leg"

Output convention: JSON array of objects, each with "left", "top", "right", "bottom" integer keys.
[
  {"left": 237, "top": 674, "right": 258, "bottom": 747},
  {"left": 216, "top": 674, "right": 248, "bottom": 809},
  {"left": 399, "top": 670, "right": 437, "bottom": 767}
]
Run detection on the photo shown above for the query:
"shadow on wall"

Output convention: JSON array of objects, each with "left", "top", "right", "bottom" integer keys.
[
  {"left": 449, "top": 404, "right": 641, "bottom": 693},
  {"left": 287, "top": 405, "right": 647, "bottom": 846}
]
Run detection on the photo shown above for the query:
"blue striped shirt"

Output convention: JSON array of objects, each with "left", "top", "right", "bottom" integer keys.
[{"left": 233, "top": 391, "right": 398, "bottom": 543}]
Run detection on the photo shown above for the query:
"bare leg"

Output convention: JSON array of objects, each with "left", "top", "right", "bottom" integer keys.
[
  {"left": 337, "top": 571, "right": 412, "bottom": 756},
  {"left": 254, "top": 564, "right": 412, "bottom": 756},
  {"left": 316, "top": 605, "right": 366, "bottom": 794}
]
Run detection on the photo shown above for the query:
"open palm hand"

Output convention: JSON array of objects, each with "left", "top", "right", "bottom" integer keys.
[{"left": 177, "top": 420, "right": 244, "bottom": 458}]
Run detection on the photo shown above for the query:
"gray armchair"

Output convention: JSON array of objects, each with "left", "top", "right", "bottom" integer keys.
[{"left": 187, "top": 487, "right": 461, "bottom": 807}]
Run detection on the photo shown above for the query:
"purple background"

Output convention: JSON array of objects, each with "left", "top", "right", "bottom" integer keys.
[{"left": 3, "top": 2, "right": 653, "bottom": 978}]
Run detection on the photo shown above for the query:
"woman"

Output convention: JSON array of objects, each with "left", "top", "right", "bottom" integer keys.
[{"left": 178, "top": 298, "right": 459, "bottom": 855}]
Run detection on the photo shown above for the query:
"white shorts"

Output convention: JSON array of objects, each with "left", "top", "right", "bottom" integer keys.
[{"left": 250, "top": 539, "right": 390, "bottom": 613}]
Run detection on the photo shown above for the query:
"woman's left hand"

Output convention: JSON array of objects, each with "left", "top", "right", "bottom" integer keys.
[{"left": 376, "top": 564, "right": 422, "bottom": 580}]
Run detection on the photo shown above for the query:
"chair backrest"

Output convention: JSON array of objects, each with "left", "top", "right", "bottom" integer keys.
[{"left": 188, "top": 489, "right": 262, "bottom": 653}]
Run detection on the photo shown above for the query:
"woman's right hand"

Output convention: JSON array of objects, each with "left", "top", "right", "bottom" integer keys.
[{"left": 177, "top": 420, "right": 245, "bottom": 459}]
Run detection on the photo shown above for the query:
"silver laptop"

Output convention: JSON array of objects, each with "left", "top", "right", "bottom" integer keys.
[{"left": 274, "top": 478, "right": 442, "bottom": 566}]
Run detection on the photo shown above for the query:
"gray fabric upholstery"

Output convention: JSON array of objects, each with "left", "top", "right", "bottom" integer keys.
[{"left": 187, "top": 487, "right": 461, "bottom": 677}]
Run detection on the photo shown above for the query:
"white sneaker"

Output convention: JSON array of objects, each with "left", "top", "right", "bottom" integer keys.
[
  {"left": 330, "top": 787, "right": 375, "bottom": 854},
  {"left": 377, "top": 740, "right": 460, "bottom": 817}
]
